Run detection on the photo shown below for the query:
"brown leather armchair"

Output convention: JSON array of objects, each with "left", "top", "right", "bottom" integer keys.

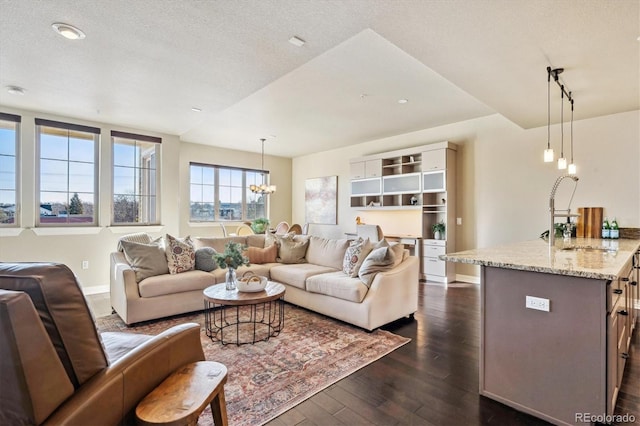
[{"left": 0, "top": 262, "right": 205, "bottom": 425}]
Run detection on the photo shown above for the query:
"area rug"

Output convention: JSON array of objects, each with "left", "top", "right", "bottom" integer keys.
[{"left": 96, "top": 305, "right": 410, "bottom": 426}]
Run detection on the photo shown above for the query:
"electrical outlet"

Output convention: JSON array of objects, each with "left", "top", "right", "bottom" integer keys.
[
  {"left": 456, "top": 217, "right": 462, "bottom": 225},
  {"left": 526, "top": 295, "right": 550, "bottom": 312},
  {"left": 82, "top": 260, "right": 89, "bottom": 270}
]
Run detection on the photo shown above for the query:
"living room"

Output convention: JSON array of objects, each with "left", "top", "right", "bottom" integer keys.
[{"left": 1, "top": 1, "right": 639, "bottom": 425}]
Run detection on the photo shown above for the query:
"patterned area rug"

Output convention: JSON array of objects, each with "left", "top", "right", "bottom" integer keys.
[{"left": 96, "top": 304, "right": 410, "bottom": 426}]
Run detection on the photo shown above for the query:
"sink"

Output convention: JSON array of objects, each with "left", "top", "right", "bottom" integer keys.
[{"left": 559, "top": 245, "right": 611, "bottom": 253}]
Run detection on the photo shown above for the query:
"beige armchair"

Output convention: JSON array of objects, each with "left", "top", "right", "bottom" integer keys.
[{"left": 0, "top": 263, "right": 205, "bottom": 425}]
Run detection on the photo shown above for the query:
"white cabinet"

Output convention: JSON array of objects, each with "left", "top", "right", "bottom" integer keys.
[
  {"left": 382, "top": 173, "right": 421, "bottom": 194},
  {"left": 422, "top": 171, "right": 445, "bottom": 193},
  {"left": 421, "top": 146, "right": 456, "bottom": 283},
  {"left": 422, "top": 149, "right": 446, "bottom": 171},
  {"left": 348, "top": 141, "right": 457, "bottom": 283},
  {"left": 351, "top": 178, "right": 381, "bottom": 196},
  {"left": 350, "top": 159, "right": 382, "bottom": 179},
  {"left": 422, "top": 241, "right": 446, "bottom": 277}
]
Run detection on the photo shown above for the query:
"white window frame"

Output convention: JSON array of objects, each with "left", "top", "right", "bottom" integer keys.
[
  {"left": 0, "top": 113, "right": 20, "bottom": 228},
  {"left": 111, "top": 130, "right": 161, "bottom": 226},
  {"left": 35, "top": 118, "right": 100, "bottom": 227},
  {"left": 189, "top": 162, "right": 269, "bottom": 222}
]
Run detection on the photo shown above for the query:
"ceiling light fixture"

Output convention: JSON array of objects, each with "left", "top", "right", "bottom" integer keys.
[
  {"left": 398, "top": 99, "right": 408, "bottom": 104},
  {"left": 6, "top": 85, "right": 26, "bottom": 95},
  {"left": 288, "top": 36, "right": 305, "bottom": 47},
  {"left": 51, "top": 22, "right": 86, "bottom": 40},
  {"left": 568, "top": 96, "right": 577, "bottom": 175},
  {"left": 558, "top": 86, "right": 567, "bottom": 170},
  {"left": 546, "top": 67, "right": 576, "bottom": 172},
  {"left": 543, "top": 69, "right": 554, "bottom": 162},
  {"left": 249, "top": 138, "right": 277, "bottom": 195}
]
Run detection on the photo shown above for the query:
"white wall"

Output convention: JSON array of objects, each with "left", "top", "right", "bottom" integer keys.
[
  {"left": 0, "top": 108, "right": 292, "bottom": 292},
  {"left": 292, "top": 110, "right": 640, "bottom": 278}
]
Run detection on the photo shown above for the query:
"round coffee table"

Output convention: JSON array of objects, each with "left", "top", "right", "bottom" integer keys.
[{"left": 203, "top": 281, "right": 285, "bottom": 346}]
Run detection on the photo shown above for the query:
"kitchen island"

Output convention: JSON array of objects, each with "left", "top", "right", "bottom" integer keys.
[{"left": 443, "top": 238, "right": 639, "bottom": 426}]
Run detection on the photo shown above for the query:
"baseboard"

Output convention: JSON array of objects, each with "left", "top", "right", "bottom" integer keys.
[
  {"left": 455, "top": 274, "right": 480, "bottom": 285},
  {"left": 83, "top": 285, "right": 109, "bottom": 296}
]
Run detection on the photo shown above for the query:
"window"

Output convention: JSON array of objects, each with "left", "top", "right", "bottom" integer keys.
[
  {"left": 112, "top": 131, "right": 161, "bottom": 225},
  {"left": 0, "top": 113, "right": 20, "bottom": 226},
  {"left": 190, "top": 163, "right": 268, "bottom": 222},
  {"left": 36, "top": 118, "right": 99, "bottom": 226}
]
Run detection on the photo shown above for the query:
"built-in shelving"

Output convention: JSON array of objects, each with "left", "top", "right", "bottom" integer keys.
[{"left": 349, "top": 141, "right": 457, "bottom": 283}]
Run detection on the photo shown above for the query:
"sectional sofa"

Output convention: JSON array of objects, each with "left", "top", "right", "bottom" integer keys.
[{"left": 110, "top": 233, "right": 419, "bottom": 330}]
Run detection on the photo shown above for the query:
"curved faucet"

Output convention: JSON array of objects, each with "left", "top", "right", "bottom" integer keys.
[{"left": 549, "top": 175, "right": 579, "bottom": 249}]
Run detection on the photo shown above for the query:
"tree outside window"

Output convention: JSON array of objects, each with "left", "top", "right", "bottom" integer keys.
[
  {"left": 111, "top": 131, "right": 161, "bottom": 225},
  {"left": 36, "top": 119, "right": 99, "bottom": 226},
  {"left": 189, "top": 164, "right": 268, "bottom": 222}
]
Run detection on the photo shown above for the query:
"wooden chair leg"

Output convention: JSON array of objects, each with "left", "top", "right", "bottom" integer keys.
[{"left": 210, "top": 389, "right": 228, "bottom": 426}]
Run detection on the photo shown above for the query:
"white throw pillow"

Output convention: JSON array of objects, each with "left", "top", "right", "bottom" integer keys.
[{"left": 342, "top": 237, "right": 372, "bottom": 277}]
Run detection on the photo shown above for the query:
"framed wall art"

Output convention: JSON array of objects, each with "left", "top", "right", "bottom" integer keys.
[{"left": 304, "top": 176, "right": 337, "bottom": 225}]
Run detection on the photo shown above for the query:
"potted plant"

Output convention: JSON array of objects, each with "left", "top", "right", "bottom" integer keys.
[
  {"left": 251, "top": 218, "right": 270, "bottom": 234},
  {"left": 432, "top": 221, "right": 446, "bottom": 240},
  {"left": 213, "top": 241, "right": 250, "bottom": 290}
]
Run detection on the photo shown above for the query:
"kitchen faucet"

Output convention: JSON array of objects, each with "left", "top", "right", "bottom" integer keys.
[{"left": 549, "top": 175, "right": 579, "bottom": 250}]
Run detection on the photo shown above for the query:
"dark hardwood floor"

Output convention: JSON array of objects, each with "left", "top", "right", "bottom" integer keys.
[{"left": 267, "top": 282, "right": 640, "bottom": 426}]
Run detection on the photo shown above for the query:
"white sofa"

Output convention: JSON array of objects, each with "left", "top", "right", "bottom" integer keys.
[{"left": 110, "top": 234, "right": 419, "bottom": 331}]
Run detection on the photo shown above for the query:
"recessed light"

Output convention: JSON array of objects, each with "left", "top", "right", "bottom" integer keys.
[
  {"left": 191, "top": 107, "right": 202, "bottom": 112},
  {"left": 52, "top": 22, "right": 86, "bottom": 40},
  {"left": 398, "top": 99, "right": 408, "bottom": 104},
  {"left": 6, "top": 85, "right": 26, "bottom": 95},
  {"left": 288, "top": 36, "right": 305, "bottom": 47}
]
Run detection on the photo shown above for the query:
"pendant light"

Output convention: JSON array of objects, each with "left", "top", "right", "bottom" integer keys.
[
  {"left": 249, "top": 138, "right": 277, "bottom": 195},
  {"left": 568, "top": 97, "right": 577, "bottom": 175},
  {"left": 557, "top": 86, "right": 567, "bottom": 170},
  {"left": 544, "top": 69, "right": 554, "bottom": 162}
]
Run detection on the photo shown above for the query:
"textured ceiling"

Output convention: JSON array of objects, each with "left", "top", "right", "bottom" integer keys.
[{"left": 0, "top": 0, "right": 638, "bottom": 157}]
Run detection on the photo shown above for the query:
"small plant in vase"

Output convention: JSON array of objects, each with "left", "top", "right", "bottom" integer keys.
[
  {"left": 251, "top": 218, "right": 270, "bottom": 234},
  {"left": 432, "top": 221, "right": 446, "bottom": 240},
  {"left": 213, "top": 241, "right": 250, "bottom": 290}
]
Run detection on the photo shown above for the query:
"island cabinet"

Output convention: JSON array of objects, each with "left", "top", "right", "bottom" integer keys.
[{"left": 443, "top": 239, "right": 640, "bottom": 426}]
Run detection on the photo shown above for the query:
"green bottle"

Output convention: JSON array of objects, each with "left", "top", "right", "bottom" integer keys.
[
  {"left": 602, "top": 217, "right": 610, "bottom": 239},
  {"left": 610, "top": 218, "right": 619, "bottom": 239}
]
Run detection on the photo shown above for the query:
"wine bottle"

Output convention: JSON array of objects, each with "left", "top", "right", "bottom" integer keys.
[
  {"left": 602, "top": 217, "right": 610, "bottom": 239},
  {"left": 610, "top": 218, "right": 619, "bottom": 239}
]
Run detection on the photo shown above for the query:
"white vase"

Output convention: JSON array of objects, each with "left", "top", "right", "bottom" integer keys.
[
  {"left": 225, "top": 267, "right": 237, "bottom": 291},
  {"left": 434, "top": 230, "right": 442, "bottom": 240}
]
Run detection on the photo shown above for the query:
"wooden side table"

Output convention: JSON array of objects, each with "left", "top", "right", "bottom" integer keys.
[{"left": 136, "top": 361, "right": 228, "bottom": 426}]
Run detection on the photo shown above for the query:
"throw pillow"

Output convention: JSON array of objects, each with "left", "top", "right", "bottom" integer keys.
[
  {"left": 165, "top": 234, "right": 196, "bottom": 274},
  {"left": 264, "top": 232, "right": 278, "bottom": 248},
  {"left": 195, "top": 247, "right": 217, "bottom": 272},
  {"left": 277, "top": 235, "right": 310, "bottom": 264},
  {"left": 245, "top": 244, "right": 278, "bottom": 264},
  {"left": 358, "top": 246, "right": 396, "bottom": 287},
  {"left": 342, "top": 237, "right": 372, "bottom": 277},
  {"left": 390, "top": 243, "right": 405, "bottom": 267},
  {"left": 120, "top": 239, "right": 169, "bottom": 283},
  {"left": 117, "top": 232, "right": 152, "bottom": 252}
]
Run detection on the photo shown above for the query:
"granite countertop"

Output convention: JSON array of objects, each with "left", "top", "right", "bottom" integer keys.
[{"left": 441, "top": 238, "right": 640, "bottom": 280}]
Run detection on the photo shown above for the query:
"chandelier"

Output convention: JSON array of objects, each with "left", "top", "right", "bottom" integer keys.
[{"left": 249, "top": 138, "right": 277, "bottom": 195}]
